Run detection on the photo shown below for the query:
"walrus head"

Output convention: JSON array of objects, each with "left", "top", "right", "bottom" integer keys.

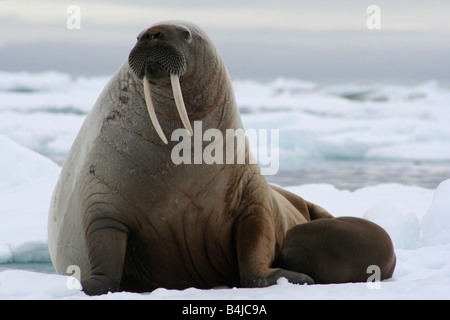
[{"left": 128, "top": 22, "right": 195, "bottom": 144}]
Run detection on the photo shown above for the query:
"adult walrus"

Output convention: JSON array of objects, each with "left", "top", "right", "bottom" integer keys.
[{"left": 48, "top": 21, "right": 391, "bottom": 296}]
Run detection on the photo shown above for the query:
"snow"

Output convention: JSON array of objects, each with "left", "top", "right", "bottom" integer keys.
[
  {"left": 2, "top": 71, "right": 450, "bottom": 166},
  {"left": 236, "top": 78, "right": 450, "bottom": 168},
  {"left": 421, "top": 179, "right": 450, "bottom": 246},
  {"left": 0, "top": 71, "right": 449, "bottom": 299},
  {"left": 0, "top": 135, "right": 58, "bottom": 264}
]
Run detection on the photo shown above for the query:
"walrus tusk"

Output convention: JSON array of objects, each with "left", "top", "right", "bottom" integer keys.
[
  {"left": 143, "top": 76, "right": 168, "bottom": 144},
  {"left": 170, "top": 73, "right": 193, "bottom": 136},
  {"left": 143, "top": 74, "right": 192, "bottom": 144}
]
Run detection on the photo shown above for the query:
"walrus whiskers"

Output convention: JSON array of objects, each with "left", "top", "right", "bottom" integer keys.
[{"left": 143, "top": 75, "right": 168, "bottom": 144}]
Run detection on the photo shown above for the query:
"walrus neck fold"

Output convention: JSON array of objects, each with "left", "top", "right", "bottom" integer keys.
[{"left": 143, "top": 73, "right": 193, "bottom": 144}]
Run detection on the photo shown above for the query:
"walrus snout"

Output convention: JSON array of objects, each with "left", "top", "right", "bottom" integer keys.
[
  {"left": 128, "top": 25, "right": 193, "bottom": 144},
  {"left": 128, "top": 37, "right": 187, "bottom": 80}
]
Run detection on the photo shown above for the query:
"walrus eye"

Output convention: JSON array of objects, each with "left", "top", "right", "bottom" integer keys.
[
  {"left": 182, "top": 30, "right": 191, "bottom": 41},
  {"left": 151, "top": 32, "right": 161, "bottom": 40}
]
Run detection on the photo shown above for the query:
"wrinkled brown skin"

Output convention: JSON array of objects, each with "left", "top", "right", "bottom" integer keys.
[
  {"left": 273, "top": 217, "right": 396, "bottom": 284},
  {"left": 48, "top": 21, "right": 391, "bottom": 296},
  {"left": 48, "top": 21, "right": 330, "bottom": 295}
]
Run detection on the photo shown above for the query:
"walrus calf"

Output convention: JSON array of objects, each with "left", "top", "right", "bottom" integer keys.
[{"left": 273, "top": 217, "right": 396, "bottom": 284}]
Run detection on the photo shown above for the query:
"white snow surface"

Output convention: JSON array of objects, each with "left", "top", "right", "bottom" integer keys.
[{"left": 0, "top": 71, "right": 449, "bottom": 299}]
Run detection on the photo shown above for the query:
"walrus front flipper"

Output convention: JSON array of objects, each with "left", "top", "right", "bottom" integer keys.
[
  {"left": 82, "top": 219, "right": 129, "bottom": 296},
  {"left": 240, "top": 269, "right": 314, "bottom": 287},
  {"left": 235, "top": 209, "right": 314, "bottom": 288}
]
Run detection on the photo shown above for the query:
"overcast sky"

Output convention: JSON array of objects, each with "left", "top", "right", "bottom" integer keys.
[{"left": 1, "top": 0, "right": 449, "bottom": 84}]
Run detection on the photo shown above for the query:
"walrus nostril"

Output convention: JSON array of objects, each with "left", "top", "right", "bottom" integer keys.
[
  {"left": 151, "top": 32, "right": 161, "bottom": 40},
  {"left": 138, "top": 31, "right": 162, "bottom": 42},
  {"left": 141, "top": 33, "right": 151, "bottom": 41}
]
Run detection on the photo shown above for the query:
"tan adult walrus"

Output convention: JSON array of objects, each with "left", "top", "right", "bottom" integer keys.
[{"left": 48, "top": 21, "right": 394, "bottom": 295}]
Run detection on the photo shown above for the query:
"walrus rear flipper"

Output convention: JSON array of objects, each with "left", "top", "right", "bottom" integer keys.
[
  {"left": 270, "top": 184, "right": 333, "bottom": 221},
  {"left": 240, "top": 269, "right": 314, "bottom": 287}
]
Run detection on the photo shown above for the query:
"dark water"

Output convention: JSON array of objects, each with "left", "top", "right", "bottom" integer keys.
[
  {"left": 267, "top": 160, "right": 450, "bottom": 191},
  {"left": 0, "top": 262, "right": 55, "bottom": 274}
]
